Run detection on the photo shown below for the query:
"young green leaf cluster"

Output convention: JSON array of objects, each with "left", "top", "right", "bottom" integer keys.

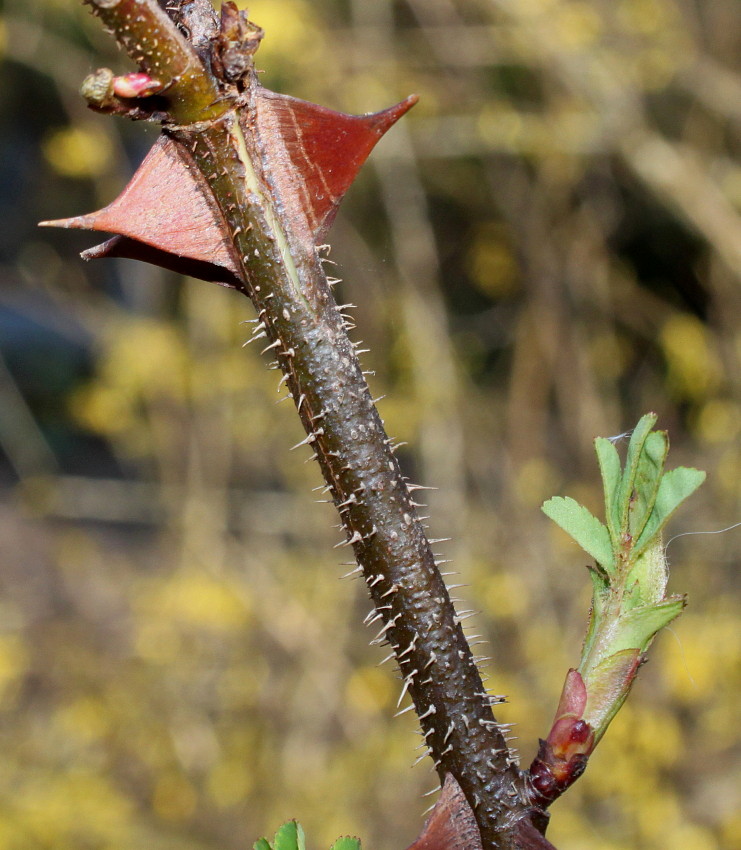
[
  {"left": 254, "top": 821, "right": 360, "bottom": 850},
  {"left": 529, "top": 414, "right": 705, "bottom": 808}
]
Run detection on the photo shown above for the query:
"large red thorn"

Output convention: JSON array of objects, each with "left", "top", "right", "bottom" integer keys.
[{"left": 40, "top": 89, "right": 418, "bottom": 288}]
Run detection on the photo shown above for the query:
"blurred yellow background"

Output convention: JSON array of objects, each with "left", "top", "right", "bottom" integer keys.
[{"left": 0, "top": 0, "right": 739, "bottom": 848}]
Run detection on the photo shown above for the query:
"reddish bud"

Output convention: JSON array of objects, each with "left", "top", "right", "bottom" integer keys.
[
  {"left": 525, "top": 670, "right": 595, "bottom": 809},
  {"left": 551, "top": 668, "right": 587, "bottom": 720},
  {"left": 546, "top": 715, "right": 594, "bottom": 765},
  {"left": 112, "top": 73, "right": 163, "bottom": 99},
  {"left": 568, "top": 719, "right": 592, "bottom": 745}
]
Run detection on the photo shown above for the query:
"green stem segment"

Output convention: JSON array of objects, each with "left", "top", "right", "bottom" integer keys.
[{"left": 84, "top": 0, "right": 224, "bottom": 123}]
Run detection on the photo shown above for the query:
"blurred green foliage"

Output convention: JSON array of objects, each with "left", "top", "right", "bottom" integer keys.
[
  {"left": 0, "top": 0, "right": 738, "bottom": 849},
  {"left": 254, "top": 820, "right": 361, "bottom": 850}
]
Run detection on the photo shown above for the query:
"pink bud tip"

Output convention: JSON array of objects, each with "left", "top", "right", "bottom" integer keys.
[{"left": 112, "top": 73, "right": 163, "bottom": 99}]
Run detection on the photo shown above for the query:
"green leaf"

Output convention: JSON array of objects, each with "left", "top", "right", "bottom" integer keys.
[
  {"left": 617, "top": 413, "right": 657, "bottom": 535},
  {"left": 625, "top": 536, "right": 669, "bottom": 607},
  {"left": 256, "top": 824, "right": 360, "bottom": 850},
  {"left": 273, "top": 822, "right": 304, "bottom": 850},
  {"left": 628, "top": 430, "right": 668, "bottom": 541},
  {"left": 582, "top": 648, "right": 641, "bottom": 735},
  {"left": 330, "top": 838, "right": 362, "bottom": 850},
  {"left": 611, "top": 596, "right": 686, "bottom": 655},
  {"left": 595, "top": 436, "right": 622, "bottom": 544},
  {"left": 587, "top": 563, "right": 610, "bottom": 600},
  {"left": 542, "top": 496, "right": 614, "bottom": 572},
  {"left": 634, "top": 466, "right": 706, "bottom": 555}
]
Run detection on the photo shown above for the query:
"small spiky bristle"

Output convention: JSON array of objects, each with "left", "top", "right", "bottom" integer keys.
[
  {"left": 396, "top": 673, "right": 417, "bottom": 708},
  {"left": 289, "top": 433, "right": 316, "bottom": 451},
  {"left": 422, "top": 784, "right": 442, "bottom": 798},
  {"left": 242, "top": 331, "right": 267, "bottom": 346},
  {"left": 411, "top": 748, "right": 431, "bottom": 767}
]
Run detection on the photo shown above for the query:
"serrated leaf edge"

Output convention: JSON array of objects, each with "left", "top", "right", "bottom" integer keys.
[{"left": 542, "top": 495, "right": 614, "bottom": 572}]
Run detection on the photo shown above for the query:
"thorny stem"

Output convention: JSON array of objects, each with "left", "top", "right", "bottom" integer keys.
[
  {"left": 178, "top": 109, "right": 530, "bottom": 843},
  {"left": 79, "top": 1, "right": 552, "bottom": 846}
]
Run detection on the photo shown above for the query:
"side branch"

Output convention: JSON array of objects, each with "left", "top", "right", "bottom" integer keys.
[
  {"left": 83, "top": 0, "right": 224, "bottom": 123},
  {"left": 524, "top": 416, "right": 703, "bottom": 810}
]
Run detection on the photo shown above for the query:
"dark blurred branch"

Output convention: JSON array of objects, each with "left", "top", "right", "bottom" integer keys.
[
  {"left": 619, "top": 131, "right": 741, "bottom": 280},
  {"left": 490, "top": 0, "right": 741, "bottom": 283},
  {"left": 677, "top": 57, "right": 741, "bottom": 125},
  {"left": 0, "top": 353, "right": 58, "bottom": 479}
]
